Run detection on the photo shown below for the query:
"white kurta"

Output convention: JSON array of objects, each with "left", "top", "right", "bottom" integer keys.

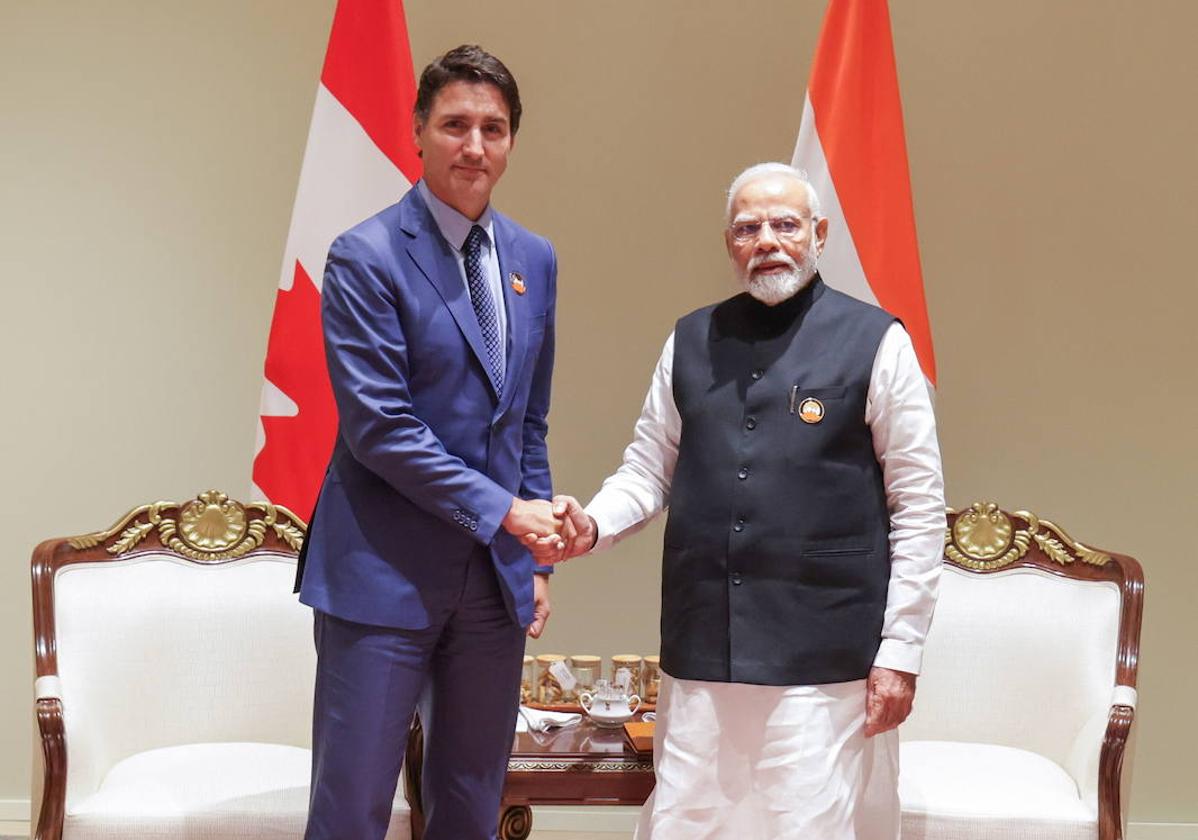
[{"left": 585, "top": 322, "right": 946, "bottom": 839}]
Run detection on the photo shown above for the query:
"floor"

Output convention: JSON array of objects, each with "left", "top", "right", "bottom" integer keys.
[
  {"left": 0, "top": 817, "right": 636, "bottom": 838},
  {"left": 0, "top": 830, "right": 625, "bottom": 839},
  {"left": 0, "top": 834, "right": 620, "bottom": 839}
]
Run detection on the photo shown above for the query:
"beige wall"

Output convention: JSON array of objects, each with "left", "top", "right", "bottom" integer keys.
[{"left": 3, "top": 0, "right": 1195, "bottom": 825}]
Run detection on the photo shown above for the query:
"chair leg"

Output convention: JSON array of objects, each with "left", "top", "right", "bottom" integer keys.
[
  {"left": 34, "top": 698, "right": 66, "bottom": 840},
  {"left": 404, "top": 714, "right": 426, "bottom": 840},
  {"left": 1098, "top": 705, "right": 1135, "bottom": 840}
]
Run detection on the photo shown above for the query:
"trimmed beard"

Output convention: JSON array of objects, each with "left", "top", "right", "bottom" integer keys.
[{"left": 739, "top": 248, "right": 819, "bottom": 306}]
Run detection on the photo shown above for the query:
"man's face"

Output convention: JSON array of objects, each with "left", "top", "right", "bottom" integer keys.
[
  {"left": 725, "top": 176, "right": 829, "bottom": 305},
  {"left": 413, "top": 80, "right": 513, "bottom": 219}
]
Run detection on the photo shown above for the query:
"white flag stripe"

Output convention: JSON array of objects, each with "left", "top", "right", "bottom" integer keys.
[
  {"left": 252, "top": 379, "right": 297, "bottom": 460},
  {"left": 278, "top": 84, "right": 412, "bottom": 293},
  {"left": 253, "top": 417, "right": 266, "bottom": 461},
  {"left": 259, "top": 377, "right": 299, "bottom": 419},
  {"left": 792, "top": 93, "right": 879, "bottom": 308}
]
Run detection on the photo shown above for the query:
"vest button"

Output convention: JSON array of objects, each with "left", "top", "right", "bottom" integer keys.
[
  {"left": 730, "top": 572, "right": 743, "bottom": 585},
  {"left": 751, "top": 369, "right": 764, "bottom": 380},
  {"left": 737, "top": 467, "right": 749, "bottom": 480},
  {"left": 733, "top": 519, "right": 745, "bottom": 532},
  {"left": 745, "top": 417, "right": 757, "bottom": 430}
]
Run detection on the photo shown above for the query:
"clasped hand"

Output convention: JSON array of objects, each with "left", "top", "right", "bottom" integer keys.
[{"left": 501, "top": 495, "right": 595, "bottom": 564}]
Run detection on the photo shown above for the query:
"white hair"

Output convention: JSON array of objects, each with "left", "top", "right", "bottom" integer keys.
[{"left": 725, "top": 162, "right": 824, "bottom": 223}]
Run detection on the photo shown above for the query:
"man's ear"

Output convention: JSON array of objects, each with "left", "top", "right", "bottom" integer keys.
[
  {"left": 411, "top": 117, "right": 424, "bottom": 158},
  {"left": 814, "top": 216, "right": 829, "bottom": 256}
]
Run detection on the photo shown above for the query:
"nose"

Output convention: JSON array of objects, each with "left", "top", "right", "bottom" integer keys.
[
  {"left": 462, "top": 127, "right": 483, "bottom": 159},
  {"left": 754, "top": 222, "right": 780, "bottom": 250}
]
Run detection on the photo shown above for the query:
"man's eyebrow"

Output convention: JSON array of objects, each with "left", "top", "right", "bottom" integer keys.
[
  {"left": 732, "top": 207, "right": 805, "bottom": 222},
  {"left": 437, "top": 111, "right": 510, "bottom": 125}
]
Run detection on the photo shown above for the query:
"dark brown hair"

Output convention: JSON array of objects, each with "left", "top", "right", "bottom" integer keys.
[{"left": 414, "top": 45, "right": 523, "bottom": 135}]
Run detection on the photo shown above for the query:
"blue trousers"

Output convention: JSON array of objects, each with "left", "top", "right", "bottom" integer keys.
[{"left": 304, "top": 549, "right": 526, "bottom": 840}]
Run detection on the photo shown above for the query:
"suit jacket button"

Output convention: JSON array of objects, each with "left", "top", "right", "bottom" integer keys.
[
  {"left": 731, "top": 572, "right": 743, "bottom": 585},
  {"left": 470, "top": 522, "right": 478, "bottom": 531}
]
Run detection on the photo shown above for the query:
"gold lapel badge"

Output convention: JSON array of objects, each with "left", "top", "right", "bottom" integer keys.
[
  {"left": 510, "top": 272, "right": 526, "bottom": 295},
  {"left": 797, "top": 397, "right": 825, "bottom": 424}
]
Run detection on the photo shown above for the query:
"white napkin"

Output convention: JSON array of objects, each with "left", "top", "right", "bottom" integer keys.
[{"left": 516, "top": 705, "right": 583, "bottom": 733}]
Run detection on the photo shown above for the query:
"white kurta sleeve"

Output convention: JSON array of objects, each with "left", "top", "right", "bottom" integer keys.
[
  {"left": 585, "top": 332, "right": 681, "bottom": 552},
  {"left": 866, "top": 323, "right": 947, "bottom": 675}
]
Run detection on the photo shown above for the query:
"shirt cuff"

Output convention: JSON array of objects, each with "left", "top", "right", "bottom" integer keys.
[
  {"left": 873, "top": 638, "right": 924, "bottom": 675},
  {"left": 534, "top": 565, "right": 554, "bottom": 576},
  {"left": 585, "top": 507, "right": 619, "bottom": 554}
]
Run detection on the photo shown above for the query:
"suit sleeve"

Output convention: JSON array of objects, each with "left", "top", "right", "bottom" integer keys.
[
  {"left": 518, "top": 240, "right": 557, "bottom": 573},
  {"left": 321, "top": 233, "right": 514, "bottom": 545}
]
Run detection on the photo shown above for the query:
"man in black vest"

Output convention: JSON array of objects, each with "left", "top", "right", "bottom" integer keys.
[{"left": 530, "top": 163, "right": 945, "bottom": 838}]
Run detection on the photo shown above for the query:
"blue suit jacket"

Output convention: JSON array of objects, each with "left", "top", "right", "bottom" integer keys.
[{"left": 297, "top": 185, "right": 556, "bottom": 629}]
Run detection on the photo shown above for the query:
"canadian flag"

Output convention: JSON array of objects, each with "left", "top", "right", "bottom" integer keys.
[
  {"left": 252, "top": 1, "right": 422, "bottom": 519},
  {"left": 793, "top": 0, "right": 936, "bottom": 385}
]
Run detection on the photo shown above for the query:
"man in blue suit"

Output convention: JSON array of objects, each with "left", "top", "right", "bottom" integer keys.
[{"left": 297, "top": 45, "right": 564, "bottom": 840}]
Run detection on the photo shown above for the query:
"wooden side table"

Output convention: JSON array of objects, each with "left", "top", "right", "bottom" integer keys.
[{"left": 405, "top": 715, "right": 655, "bottom": 840}]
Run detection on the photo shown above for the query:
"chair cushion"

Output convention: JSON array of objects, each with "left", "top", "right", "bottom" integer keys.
[
  {"left": 64, "top": 742, "right": 410, "bottom": 840},
  {"left": 900, "top": 740, "right": 1096, "bottom": 840}
]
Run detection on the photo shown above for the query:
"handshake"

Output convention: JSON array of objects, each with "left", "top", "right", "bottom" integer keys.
[{"left": 501, "top": 495, "right": 597, "bottom": 564}]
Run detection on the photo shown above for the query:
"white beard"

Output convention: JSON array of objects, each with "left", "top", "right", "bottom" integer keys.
[{"left": 739, "top": 248, "right": 819, "bottom": 306}]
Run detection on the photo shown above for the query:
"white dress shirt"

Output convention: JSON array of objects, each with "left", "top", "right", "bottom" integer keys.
[
  {"left": 586, "top": 321, "right": 946, "bottom": 676},
  {"left": 417, "top": 180, "right": 507, "bottom": 371}
]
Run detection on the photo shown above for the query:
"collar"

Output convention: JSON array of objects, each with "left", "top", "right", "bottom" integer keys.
[{"left": 417, "top": 179, "right": 495, "bottom": 251}]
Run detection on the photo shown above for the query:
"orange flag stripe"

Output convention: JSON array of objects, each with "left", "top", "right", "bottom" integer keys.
[{"left": 808, "top": 0, "right": 936, "bottom": 385}]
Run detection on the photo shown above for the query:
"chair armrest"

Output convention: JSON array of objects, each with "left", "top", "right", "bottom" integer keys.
[
  {"left": 1098, "top": 702, "right": 1135, "bottom": 840},
  {"left": 34, "top": 696, "right": 66, "bottom": 840}
]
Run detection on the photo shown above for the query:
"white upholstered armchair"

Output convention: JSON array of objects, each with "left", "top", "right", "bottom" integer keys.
[
  {"left": 899, "top": 502, "right": 1143, "bottom": 840},
  {"left": 31, "top": 490, "right": 411, "bottom": 840}
]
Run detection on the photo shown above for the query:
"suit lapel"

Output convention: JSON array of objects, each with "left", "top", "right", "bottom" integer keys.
[
  {"left": 494, "top": 213, "right": 528, "bottom": 417},
  {"left": 400, "top": 189, "right": 500, "bottom": 401}
]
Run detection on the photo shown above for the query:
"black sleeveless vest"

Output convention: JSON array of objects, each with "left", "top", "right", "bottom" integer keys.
[{"left": 662, "top": 277, "right": 896, "bottom": 685}]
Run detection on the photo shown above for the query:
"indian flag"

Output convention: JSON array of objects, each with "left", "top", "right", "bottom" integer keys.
[{"left": 793, "top": 0, "right": 936, "bottom": 386}]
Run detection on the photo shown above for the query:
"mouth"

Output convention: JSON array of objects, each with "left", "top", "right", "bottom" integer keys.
[{"left": 751, "top": 262, "right": 792, "bottom": 276}]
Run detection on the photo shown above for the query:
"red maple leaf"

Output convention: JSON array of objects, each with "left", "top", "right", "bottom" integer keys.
[{"left": 253, "top": 261, "right": 337, "bottom": 521}]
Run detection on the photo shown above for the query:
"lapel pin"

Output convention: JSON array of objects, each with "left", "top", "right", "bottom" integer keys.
[
  {"left": 509, "top": 272, "right": 526, "bottom": 295},
  {"left": 797, "top": 397, "right": 825, "bottom": 424}
]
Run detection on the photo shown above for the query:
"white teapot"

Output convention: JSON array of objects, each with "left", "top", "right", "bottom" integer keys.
[{"left": 579, "top": 679, "right": 641, "bottom": 728}]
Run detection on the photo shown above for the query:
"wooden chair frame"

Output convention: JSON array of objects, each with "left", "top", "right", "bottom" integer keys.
[{"left": 30, "top": 490, "right": 306, "bottom": 840}]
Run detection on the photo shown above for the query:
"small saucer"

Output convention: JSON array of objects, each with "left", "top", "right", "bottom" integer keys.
[{"left": 586, "top": 715, "right": 635, "bottom": 729}]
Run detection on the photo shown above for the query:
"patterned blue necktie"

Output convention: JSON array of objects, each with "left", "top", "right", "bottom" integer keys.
[{"left": 463, "top": 224, "right": 504, "bottom": 396}]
